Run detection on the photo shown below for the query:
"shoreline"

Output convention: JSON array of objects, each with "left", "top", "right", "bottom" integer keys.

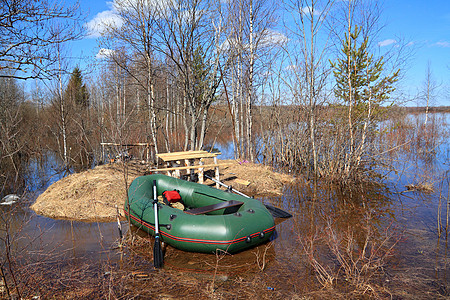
[{"left": 31, "top": 160, "right": 295, "bottom": 222}]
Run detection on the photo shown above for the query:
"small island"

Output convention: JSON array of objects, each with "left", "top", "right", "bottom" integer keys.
[{"left": 31, "top": 160, "right": 295, "bottom": 222}]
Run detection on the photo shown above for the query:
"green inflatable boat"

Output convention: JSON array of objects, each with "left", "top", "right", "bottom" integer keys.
[{"left": 124, "top": 174, "right": 275, "bottom": 253}]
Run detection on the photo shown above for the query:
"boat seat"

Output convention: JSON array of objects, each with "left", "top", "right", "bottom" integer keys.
[{"left": 185, "top": 200, "right": 244, "bottom": 215}]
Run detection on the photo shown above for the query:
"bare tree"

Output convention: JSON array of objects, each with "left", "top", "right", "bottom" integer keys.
[
  {"left": 421, "top": 61, "right": 439, "bottom": 127},
  {"left": 96, "top": 0, "right": 162, "bottom": 154},
  {"left": 0, "top": 74, "right": 26, "bottom": 185},
  {"left": 154, "top": 0, "right": 224, "bottom": 150},
  {"left": 0, "top": 0, "right": 85, "bottom": 80},
  {"left": 223, "top": 0, "right": 278, "bottom": 160},
  {"left": 45, "top": 37, "right": 93, "bottom": 169},
  {"left": 45, "top": 41, "right": 71, "bottom": 167},
  {"left": 282, "top": 0, "right": 335, "bottom": 177}
]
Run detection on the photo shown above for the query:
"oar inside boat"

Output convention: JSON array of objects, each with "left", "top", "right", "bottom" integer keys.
[
  {"left": 204, "top": 174, "right": 292, "bottom": 218},
  {"left": 125, "top": 174, "right": 276, "bottom": 253}
]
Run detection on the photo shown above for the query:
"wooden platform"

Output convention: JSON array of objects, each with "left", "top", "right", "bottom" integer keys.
[
  {"left": 151, "top": 163, "right": 232, "bottom": 172},
  {"left": 152, "top": 150, "right": 226, "bottom": 187},
  {"left": 157, "top": 151, "right": 220, "bottom": 161}
]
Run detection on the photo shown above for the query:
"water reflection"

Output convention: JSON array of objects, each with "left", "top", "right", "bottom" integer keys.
[
  {"left": 0, "top": 113, "right": 448, "bottom": 298},
  {"left": 0, "top": 204, "right": 123, "bottom": 263},
  {"left": 0, "top": 151, "right": 68, "bottom": 202},
  {"left": 264, "top": 180, "right": 397, "bottom": 262}
]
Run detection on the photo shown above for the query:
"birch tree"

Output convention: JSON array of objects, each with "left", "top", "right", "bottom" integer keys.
[
  {"left": 155, "top": 0, "right": 224, "bottom": 150},
  {"left": 97, "top": 0, "right": 161, "bottom": 153},
  {"left": 421, "top": 62, "right": 438, "bottom": 127},
  {"left": 225, "top": 0, "right": 277, "bottom": 160},
  {"left": 48, "top": 42, "right": 71, "bottom": 166},
  {"left": 283, "top": 0, "right": 335, "bottom": 177}
]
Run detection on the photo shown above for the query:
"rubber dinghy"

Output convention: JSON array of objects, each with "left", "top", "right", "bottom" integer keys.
[{"left": 125, "top": 174, "right": 275, "bottom": 253}]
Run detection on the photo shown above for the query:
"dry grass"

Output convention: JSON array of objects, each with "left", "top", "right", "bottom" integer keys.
[
  {"left": 30, "top": 159, "right": 294, "bottom": 221},
  {"left": 405, "top": 182, "right": 434, "bottom": 193},
  {"left": 30, "top": 162, "right": 143, "bottom": 222},
  {"left": 209, "top": 159, "right": 295, "bottom": 197}
]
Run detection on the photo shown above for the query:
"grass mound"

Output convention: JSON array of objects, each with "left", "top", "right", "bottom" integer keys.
[
  {"left": 31, "top": 163, "right": 142, "bottom": 222},
  {"left": 31, "top": 159, "right": 294, "bottom": 221}
]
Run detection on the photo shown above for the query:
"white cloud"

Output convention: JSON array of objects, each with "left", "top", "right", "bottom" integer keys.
[
  {"left": 218, "top": 38, "right": 232, "bottom": 52},
  {"left": 112, "top": 0, "right": 170, "bottom": 15},
  {"left": 260, "top": 29, "right": 288, "bottom": 47},
  {"left": 86, "top": 0, "right": 174, "bottom": 38},
  {"left": 96, "top": 48, "right": 115, "bottom": 59},
  {"left": 434, "top": 41, "right": 450, "bottom": 47},
  {"left": 218, "top": 29, "right": 287, "bottom": 53},
  {"left": 301, "top": 6, "right": 321, "bottom": 16},
  {"left": 285, "top": 64, "right": 298, "bottom": 71},
  {"left": 378, "top": 39, "right": 397, "bottom": 47},
  {"left": 86, "top": 10, "right": 123, "bottom": 38}
]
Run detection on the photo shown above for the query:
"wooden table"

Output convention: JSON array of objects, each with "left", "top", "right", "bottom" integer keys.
[{"left": 152, "top": 151, "right": 230, "bottom": 187}]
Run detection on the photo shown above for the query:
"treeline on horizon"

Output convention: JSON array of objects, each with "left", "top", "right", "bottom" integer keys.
[
  {"left": 398, "top": 106, "right": 450, "bottom": 113},
  {"left": 250, "top": 104, "right": 450, "bottom": 113}
]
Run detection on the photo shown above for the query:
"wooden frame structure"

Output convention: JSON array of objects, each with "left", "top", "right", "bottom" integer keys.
[{"left": 152, "top": 150, "right": 230, "bottom": 187}]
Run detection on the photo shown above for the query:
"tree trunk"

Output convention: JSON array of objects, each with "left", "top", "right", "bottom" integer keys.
[
  {"left": 57, "top": 50, "right": 68, "bottom": 166},
  {"left": 147, "top": 62, "right": 158, "bottom": 154},
  {"left": 198, "top": 103, "right": 209, "bottom": 150},
  {"left": 246, "top": 0, "right": 254, "bottom": 161},
  {"left": 308, "top": 2, "right": 317, "bottom": 178},
  {"left": 183, "top": 91, "right": 189, "bottom": 150}
]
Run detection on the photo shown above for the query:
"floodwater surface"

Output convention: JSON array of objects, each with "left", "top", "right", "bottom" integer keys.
[{"left": 1, "top": 113, "right": 449, "bottom": 299}]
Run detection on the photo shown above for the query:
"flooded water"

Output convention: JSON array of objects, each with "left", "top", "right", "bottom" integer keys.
[
  {"left": 0, "top": 153, "right": 123, "bottom": 264},
  {"left": 1, "top": 113, "right": 449, "bottom": 298}
]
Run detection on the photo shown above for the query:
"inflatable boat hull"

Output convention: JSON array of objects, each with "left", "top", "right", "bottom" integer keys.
[{"left": 125, "top": 174, "right": 275, "bottom": 253}]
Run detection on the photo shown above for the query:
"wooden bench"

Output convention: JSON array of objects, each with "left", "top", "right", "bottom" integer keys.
[
  {"left": 157, "top": 151, "right": 220, "bottom": 161},
  {"left": 154, "top": 151, "right": 230, "bottom": 187},
  {"left": 185, "top": 200, "right": 244, "bottom": 215},
  {"left": 150, "top": 163, "right": 232, "bottom": 172}
]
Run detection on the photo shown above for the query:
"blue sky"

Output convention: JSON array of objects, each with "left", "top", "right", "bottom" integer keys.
[
  {"left": 73, "top": 0, "right": 450, "bottom": 106},
  {"left": 381, "top": 1, "right": 450, "bottom": 106}
]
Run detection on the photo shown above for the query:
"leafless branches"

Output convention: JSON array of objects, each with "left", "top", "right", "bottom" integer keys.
[
  {"left": 299, "top": 202, "right": 401, "bottom": 296},
  {"left": 0, "top": 0, "right": 86, "bottom": 80}
]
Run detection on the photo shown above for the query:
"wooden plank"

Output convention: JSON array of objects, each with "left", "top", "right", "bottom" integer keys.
[
  {"left": 185, "top": 200, "right": 244, "bottom": 215},
  {"left": 234, "top": 179, "right": 251, "bottom": 186},
  {"left": 157, "top": 152, "right": 221, "bottom": 161},
  {"left": 159, "top": 150, "right": 206, "bottom": 155},
  {"left": 157, "top": 151, "right": 206, "bottom": 160},
  {"left": 150, "top": 163, "right": 232, "bottom": 172}
]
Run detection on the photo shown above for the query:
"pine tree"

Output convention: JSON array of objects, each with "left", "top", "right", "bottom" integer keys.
[
  {"left": 330, "top": 25, "right": 400, "bottom": 180},
  {"left": 332, "top": 26, "right": 399, "bottom": 121},
  {"left": 65, "top": 67, "right": 89, "bottom": 108}
]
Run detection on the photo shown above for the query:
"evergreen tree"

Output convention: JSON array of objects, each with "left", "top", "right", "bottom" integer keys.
[
  {"left": 331, "top": 25, "right": 399, "bottom": 120},
  {"left": 330, "top": 25, "right": 400, "bottom": 180},
  {"left": 65, "top": 67, "right": 89, "bottom": 108}
]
